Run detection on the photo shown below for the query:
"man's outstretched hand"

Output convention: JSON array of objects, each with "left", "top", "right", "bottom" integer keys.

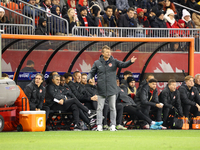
[{"left": 131, "top": 56, "right": 137, "bottom": 63}]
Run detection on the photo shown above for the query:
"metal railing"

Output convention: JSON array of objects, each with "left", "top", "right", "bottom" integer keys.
[
  {"left": 72, "top": 27, "right": 199, "bottom": 37},
  {"left": 18, "top": 0, "right": 69, "bottom": 35},
  {"left": 0, "top": 23, "right": 34, "bottom": 34},
  {"left": 72, "top": 27, "right": 200, "bottom": 51},
  {"left": 174, "top": 2, "right": 200, "bottom": 15}
]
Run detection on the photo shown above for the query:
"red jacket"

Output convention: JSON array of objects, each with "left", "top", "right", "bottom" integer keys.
[{"left": 166, "top": 21, "right": 184, "bottom": 37}]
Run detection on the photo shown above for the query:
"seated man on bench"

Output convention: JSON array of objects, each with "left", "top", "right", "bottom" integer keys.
[{"left": 45, "top": 74, "right": 94, "bottom": 131}]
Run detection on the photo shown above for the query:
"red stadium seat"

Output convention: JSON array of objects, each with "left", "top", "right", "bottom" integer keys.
[{"left": 6, "top": 2, "right": 19, "bottom": 10}]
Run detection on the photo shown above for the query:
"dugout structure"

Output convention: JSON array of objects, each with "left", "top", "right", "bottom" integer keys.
[{"left": 1, "top": 34, "right": 194, "bottom": 84}]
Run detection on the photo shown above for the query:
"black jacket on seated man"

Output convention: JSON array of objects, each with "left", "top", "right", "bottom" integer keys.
[
  {"left": 116, "top": 86, "right": 154, "bottom": 125},
  {"left": 160, "top": 84, "right": 183, "bottom": 125},
  {"left": 24, "top": 79, "right": 45, "bottom": 110},
  {"left": 59, "top": 83, "right": 76, "bottom": 99},
  {"left": 179, "top": 82, "right": 200, "bottom": 117},
  {"left": 134, "top": 84, "right": 159, "bottom": 107},
  {"left": 194, "top": 83, "right": 200, "bottom": 93},
  {"left": 160, "top": 85, "right": 183, "bottom": 116},
  {"left": 134, "top": 80, "right": 162, "bottom": 123},
  {"left": 68, "top": 81, "right": 92, "bottom": 103}
]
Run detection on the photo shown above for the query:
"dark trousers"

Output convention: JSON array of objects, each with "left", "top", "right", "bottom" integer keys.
[
  {"left": 163, "top": 107, "right": 175, "bottom": 125},
  {"left": 103, "top": 103, "right": 123, "bottom": 125},
  {"left": 141, "top": 105, "right": 162, "bottom": 124},
  {"left": 51, "top": 98, "right": 89, "bottom": 124},
  {"left": 183, "top": 105, "right": 200, "bottom": 117},
  {"left": 124, "top": 105, "right": 152, "bottom": 124},
  {"left": 84, "top": 101, "right": 97, "bottom": 110}
]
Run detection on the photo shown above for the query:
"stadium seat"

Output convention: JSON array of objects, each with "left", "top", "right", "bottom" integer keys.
[{"left": 6, "top": 2, "right": 19, "bottom": 10}]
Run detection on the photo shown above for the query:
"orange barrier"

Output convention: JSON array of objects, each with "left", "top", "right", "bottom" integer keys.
[{"left": 1, "top": 34, "right": 194, "bottom": 76}]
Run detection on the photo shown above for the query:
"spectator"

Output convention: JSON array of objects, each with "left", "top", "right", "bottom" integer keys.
[
  {"left": 51, "top": 0, "right": 60, "bottom": 6},
  {"left": 137, "top": 74, "right": 154, "bottom": 92},
  {"left": 89, "top": 0, "right": 109, "bottom": 14},
  {"left": 63, "top": 8, "right": 79, "bottom": 34},
  {"left": 141, "top": 0, "right": 157, "bottom": 16},
  {"left": 111, "top": 5, "right": 121, "bottom": 25},
  {"left": 35, "top": 17, "right": 49, "bottom": 35},
  {"left": 159, "top": 79, "right": 183, "bottom": 127},
  {"left": 120, "top": 76, "right": 137, "bottom": 96},
  {"left": 45, "top": 74, "right": 93, "bottom": 131},
  {"left": 100, "top": 6, "right": 117, "bottom": 27},
  {"left": 128, "top": 0, "right": 141, "bottom": 9},
  {"left": 186, "top": 0, "right": 197, "bottom": 9},
  {"left": 164, "top": 9, "right": 183, "bottom": 37},
  {"left": 148, "top": 6, "right": 158, "bottom": 27},
  {"left": 0, "top": 7, "right": 9, "bottom": 23},
  {"left": 24, "top": 73, "right": 50, "bottom": 121},
  {"left": 137, "top": 8, "right": 150, "bottom": 27},
  {"left": 117, "top": 83, "right": 164, "bottom": 129},
  {"left": 23, "top": 0, "right": 43, "bottom": 21},
  {"left": 63, "top": 72, "right": 73, "bottom": 84},
  {"left": 108, "top": 0, "right": 115, "bottom": 5},
  {"left": 151, "top": 10, "right": 167, "bottom": 37},
  {"left": 134, "top": 79, "right": 166, "bottom": 129},
  {"left": 120, "top": 70, "right": 133, "bottom": 86},
  {"left": 179, "top": 75, "right": 200, "bottom": 117},
  {"left": 62, "top": 0, "right": 77, "bottom": 16},
  {"left": 178, "top": 9, "right": 198, "bottom": 50},
  {"left": 68, "top": 71, "right": 98, "bottom": 108},
  {"left": 87, "top": 45, "right": 137, "bottom": 131},
  {"left": 157, "top": 0, "right": 165, "bottom": 10},
  {"left": 81, "top": 73, "right": 87, "bottom": 85},
  {"left": 179, "top": 9, "right": 195, "bottom": 28},
  {"left": 21, "top": 60, "right": 36, "bottom": 72},
  {"left": 118, "top": 7, "right": 137, "bottom": 37},
  {"left": 118, "top": 7, "right": 137, "bottom": 29},
  {"left": 192, "top": 4, "right": 200, "bottom": 28},
  {"left": 41, "top": 0, "right": 52, "bottom": 13},
  {"left": 78, "top": 6, "right": 98, "bottom": 27},
  {"left": 77, "top": 0, "right": 91, "bottom": 14},
  {"left": 163, "top": 0, "right": 177, "bottom": 15},
  {"left": 90, "top": 5, "right": 105, "bottom": 36},
  {"left": 116, "top": 0, "right": 130, "bottom": 13},
  {"left": 50, "top": 5, "right": 67, "bottom": 35}
]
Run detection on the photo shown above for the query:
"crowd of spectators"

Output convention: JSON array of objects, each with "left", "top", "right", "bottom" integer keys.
[{"left": 1, "top": 0, "right": 200, "bottom": 37}]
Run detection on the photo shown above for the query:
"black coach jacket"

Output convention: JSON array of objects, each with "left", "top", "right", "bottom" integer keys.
[
  {"left": 179, "top": 83, "right": 200, "bottom": 106},
  {"left": 134, "top": 84, "right": 159, "bottom": 107},
  {"left": 24, "top": 80, "right": 45, "bottom": 110},
  {"left": 45, "top": 83, "right": 66, "bottom": 107},
  {"left": 159, "top": 85, "right": 183, "bottom": 116}
]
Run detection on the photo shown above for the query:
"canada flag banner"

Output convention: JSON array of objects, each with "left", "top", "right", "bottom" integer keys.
[{"left": 2, "top": 51, "right": 200, "bottom": 92}]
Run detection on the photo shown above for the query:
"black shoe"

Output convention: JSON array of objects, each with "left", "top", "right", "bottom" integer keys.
[
  {"left": 74, "top": 124, "right": 82, "bottom": 131},
  {"left": 88, "top": 110, "right": 97, "bottom": 119}
]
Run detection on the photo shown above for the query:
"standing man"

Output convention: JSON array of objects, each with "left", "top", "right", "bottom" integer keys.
[{"left": 87, "top": 45, "right": 137, "bottom": 131}]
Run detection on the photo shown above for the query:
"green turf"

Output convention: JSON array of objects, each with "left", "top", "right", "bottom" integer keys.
[{"left": 0, "top": 130, "right": 200, "bottom": 150}]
